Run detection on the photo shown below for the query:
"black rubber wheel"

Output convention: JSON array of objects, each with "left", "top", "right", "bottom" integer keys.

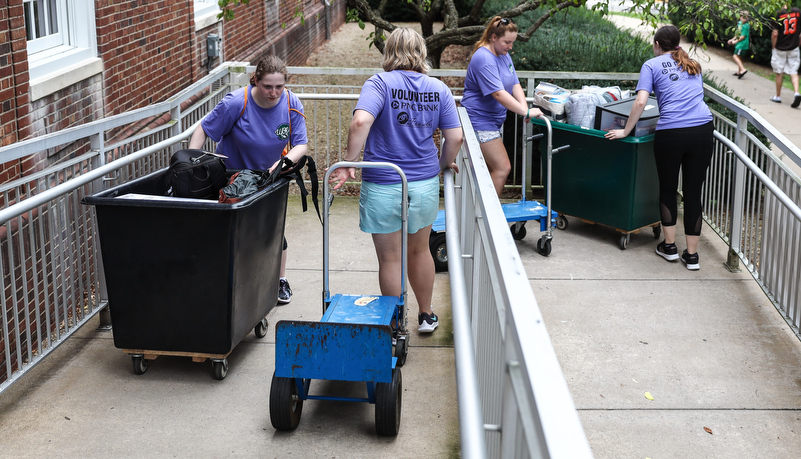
[
  {"left": 375, "top": 368, "right": 402, "bottom": 436},
  {"left": 394, "top": 334, "right": 408, "bottom": 367},
  {"left": 619, "top": 234, "right": 630, "bottom": 250},
  {"left": 429, "top": 232, "right": 448, "bottom": 272},
  {"left": 255, "top": 318, "right": 269, "bottom": 338},
  {"left": 556, "top": 215, "right": 569, "bottom": 230},
  {"left": 212, "top": 359, "right": 229, "bottom": 380},
  {"left": 511, "top": 223, "right": 527, "bottom": 240},
  {"left": 270, "top": 373, "right": 303, "bottom": 431},
  {"left": 536, "top": 237, "right": 552, "bottom": 256},
  {"left": 653, "top": 225, "right": 662, "bottom": 239},
  {"left": 132, "top": 356, "right": 148, "bottom": 375}
]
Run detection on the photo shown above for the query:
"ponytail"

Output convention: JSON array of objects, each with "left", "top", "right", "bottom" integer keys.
[{"left": 670, "top": 47, "right": 702, "bottom": 75}]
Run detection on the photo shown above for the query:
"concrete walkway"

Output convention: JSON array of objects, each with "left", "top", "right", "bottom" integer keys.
[{"left": 1, "top": 16, "right": 801, "bottom": 459}]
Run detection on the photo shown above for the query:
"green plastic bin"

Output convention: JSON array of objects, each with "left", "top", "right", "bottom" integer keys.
[{"left": 532, "top": 118, "right": 661, "bottom": 249}]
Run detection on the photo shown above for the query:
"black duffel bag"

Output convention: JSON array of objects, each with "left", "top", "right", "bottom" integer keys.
[{"left": 164, "top": 149, "right": 227, "bottom": 199}]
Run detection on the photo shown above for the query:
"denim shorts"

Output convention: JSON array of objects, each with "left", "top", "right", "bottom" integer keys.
[
  {"left": 475, "top": 130, "right": 502, "bottom": 143},
  {"left": 359, "top": 176, "right": 440, "bottom": 234}
]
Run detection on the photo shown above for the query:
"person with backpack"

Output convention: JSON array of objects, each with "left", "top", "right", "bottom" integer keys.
[
  {"left": 329, "top": 28, "right": 463, "bottom": 333},
  {"left": 189, "top": 55, "right": 307, "bottom": 304}
]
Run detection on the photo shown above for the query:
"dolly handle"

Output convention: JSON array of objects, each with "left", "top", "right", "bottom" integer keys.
[
  {"left": 526, "top": 133, "right": 544, "bottom": 143},
  {"left": 552, "top": 145, "right": 571, "bottom": 154}
]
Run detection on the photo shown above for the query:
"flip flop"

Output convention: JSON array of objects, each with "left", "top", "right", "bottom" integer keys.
[{"left": 738, "top": 70, "right": 748, "bottom": 79}]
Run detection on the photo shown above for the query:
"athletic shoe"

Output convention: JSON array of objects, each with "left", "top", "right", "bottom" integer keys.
[
  {"left": 792, "top": 93, "right": 801, "bottom": 108},
  {"left": 418, "top": 312, "right": 439, "bottom": 333},
  {"left": 278, "top": 278, "right": 292, "bottom": 304},
  {"left": 681, "top": 250, "right": 700, "bottom": 271},
  {"left": 655, "top": 241, "right": 680, "bottom": 261},
  {"left": 770, "top": 96, "right": 782, "bottom": 103}
]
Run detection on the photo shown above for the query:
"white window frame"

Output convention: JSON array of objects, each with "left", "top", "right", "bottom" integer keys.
[
  {"left": 26, "top": 0, "right": 99, "bottom": 99},
  {"left": 194, "top": 0, "right": 222, "bottom": 30}
]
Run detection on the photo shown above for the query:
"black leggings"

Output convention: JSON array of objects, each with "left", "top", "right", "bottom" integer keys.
[{"left": 652, "top": 121, "right": 714, "bottom": 237}]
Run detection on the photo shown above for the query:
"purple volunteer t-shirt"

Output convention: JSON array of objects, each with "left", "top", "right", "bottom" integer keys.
[
  {"left": 461, "top": 47, "right": 519, "bottom": 130},
  {"left": 201, "top": 87, "right": 307, "bottom": 170},
  {"left": 356, "top": 70, "right": 461, "bottom": 184},
  {"left": 635, "top": 54, "right": 712, "bottom": 131}
]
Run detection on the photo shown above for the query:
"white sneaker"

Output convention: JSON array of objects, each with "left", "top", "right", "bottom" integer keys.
[{"left": 418, "top": 312, "right": 439, "bottom": 333}]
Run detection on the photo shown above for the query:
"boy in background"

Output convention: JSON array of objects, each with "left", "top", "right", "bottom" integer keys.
[{"left": 727, "top": 10, "right": 750, "bottom": 78}]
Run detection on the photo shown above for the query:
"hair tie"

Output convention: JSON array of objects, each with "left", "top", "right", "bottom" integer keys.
[{"left": 675, "top": 46, "right": 681, "bottom": 50}]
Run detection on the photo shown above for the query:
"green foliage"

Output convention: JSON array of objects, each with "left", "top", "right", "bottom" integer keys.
[
  {"left": 703, "top": 75, "right": 771, "bottom": 147},
  {"left": 667, "top": 1, "right": 795, "bottom": 67},
  {"left": 511, "top": 7, "right": 652, "bottom": 88}
]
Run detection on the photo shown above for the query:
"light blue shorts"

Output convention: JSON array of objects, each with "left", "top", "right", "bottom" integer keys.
[
  {"left": 475, "top": 129, "right": 502, "bottom": 143},
  {"left": 359, "top": 176, "right": 440, "bottom": 234}
]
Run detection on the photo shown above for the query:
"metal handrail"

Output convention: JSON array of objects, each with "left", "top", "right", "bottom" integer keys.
[
  {"left": 0, "top": 121, "right": 200, "bottom": 224},
  {"left": 715, "top": 131, "right": 801, "bottom": 221},
  {"left": 442, "top": 167, "right": 487, "bottom": 459}
]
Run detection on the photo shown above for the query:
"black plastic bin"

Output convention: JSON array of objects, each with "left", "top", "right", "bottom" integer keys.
[{"left": 84, "top": 170, "right": 289, "bottom": 357}]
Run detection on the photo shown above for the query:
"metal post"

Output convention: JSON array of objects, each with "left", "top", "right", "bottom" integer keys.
[{"left": 726, "top": 116, "right": 747, "bottom": 272}]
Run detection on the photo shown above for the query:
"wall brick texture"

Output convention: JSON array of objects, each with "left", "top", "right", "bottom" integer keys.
[{"left": 0, "top": 0, "right": 346, "bottom": 179}]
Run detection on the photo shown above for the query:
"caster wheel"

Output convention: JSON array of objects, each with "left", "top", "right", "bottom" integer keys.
[
  {"left": 653, "top": 225, "right": 661, "bottom": 239},
  {"left": 212, "top": 359, "right": 229, "bottom": 380},
  {"left": 556, "top": 215, "right": 569, "bottom": 230},
  {"left": 511, "top": 223, "right": 527, "bottom": 240},
  {"left": 375, "top": 368, "right": 402, "bottom": 436},
  {"left": 536, "top": 237, "right": 552, "bottom": 256},
  {"left": 619, "top": 234, "right": 630, "bottom": 250},
  {"left": 255, "top": 318, "right": 269, "bottom": 338},
  {"left": 270, "top": 372, "right": 303, "bottom": 431},
  {"left": 132, "top": 355, "right": 148, "bottom": 375},
  {"left": 429, "top": 232, "right": 448, "bottom": 272},
  {"left": 394, "top": 334, "right": 409, "bottom": 367}
]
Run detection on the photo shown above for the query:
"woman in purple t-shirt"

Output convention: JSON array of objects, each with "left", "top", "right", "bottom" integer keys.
[
  {"left": 329, "top": 28, "right": 463, "bottom": 333},
  {"left": 461, "top": 17, "right": 542, "bottom": 196},
  {"left": 189, "top": 56, "right": 308, "bottom": 304},
  {"left": 605, "top": 25, "right": 714, "bottom": 271}
]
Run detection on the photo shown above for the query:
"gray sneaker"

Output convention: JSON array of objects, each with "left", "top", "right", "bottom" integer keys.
[{"left": 278, "top": 278, "right": 292, "bottom": 304}]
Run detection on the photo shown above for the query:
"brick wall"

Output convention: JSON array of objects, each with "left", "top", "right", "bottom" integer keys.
[{"left": 0, "top": 0, "right": 346, "bottom": 180}]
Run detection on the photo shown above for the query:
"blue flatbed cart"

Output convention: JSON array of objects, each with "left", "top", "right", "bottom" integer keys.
[
  {"left": 429, "top": 116, "right": 569, "bottom": 270},
  {"left": 269, "top": 161, "right": 408, "bottom": 436}
]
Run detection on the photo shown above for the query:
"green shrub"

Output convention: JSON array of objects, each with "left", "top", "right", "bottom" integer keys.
[
  {"left": 703, "top": 75, "right": 771, "bottom": 148},
  {"left": 496, "top": 6, "right": 652, "bottom": 88}
]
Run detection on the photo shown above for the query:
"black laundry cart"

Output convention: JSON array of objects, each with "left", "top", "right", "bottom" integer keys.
[
  {"left": 533, "top": 118, "right": 661, "bottom": 250},
  {"left": 83, "top": 170, "right": 289, "bottom": 379}
]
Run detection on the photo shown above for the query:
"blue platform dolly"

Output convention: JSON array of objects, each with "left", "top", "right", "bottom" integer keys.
[
  {"left": 269, "top": 161, "right": 408, "bottom": 436},
  {"left": 429, "top": 116, "right": 569, "bottom": 270}
]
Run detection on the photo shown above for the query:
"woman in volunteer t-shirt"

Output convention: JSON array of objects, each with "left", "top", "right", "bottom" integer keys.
[
  {"left": 189, "top": 55, "right": 307, "bottom": 304},
  {"left": 329, "top": 28, "right": 463, "bottom": 333},
  {"left": 605, "top": 25, "right": 713, "bottom": 271},
  {"left": 461, "top": 16, "right": 542, "bottom": 196}
]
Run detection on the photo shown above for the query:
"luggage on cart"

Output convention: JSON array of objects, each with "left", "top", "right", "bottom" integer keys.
[{"left": 83, "top": 168, "right": 290, "bottom": 379}]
